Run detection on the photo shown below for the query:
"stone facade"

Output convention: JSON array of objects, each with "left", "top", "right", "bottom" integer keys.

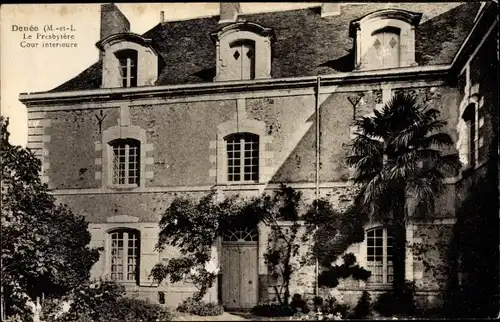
[{"left": 20, "top": 2, "right": 498, "bottom": 315}]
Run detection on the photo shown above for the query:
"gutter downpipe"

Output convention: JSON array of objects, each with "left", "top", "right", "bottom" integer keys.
[{"left": 315, "top": 76, "right": 321, "bottom": 297}]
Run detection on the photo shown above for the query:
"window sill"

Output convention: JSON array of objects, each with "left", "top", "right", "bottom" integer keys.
[
  {"left": 365, "top": 283, "right": 393, "bottom": 291},
  {"left": 108, "top": 184, "right": 139, "bottom": 190}
]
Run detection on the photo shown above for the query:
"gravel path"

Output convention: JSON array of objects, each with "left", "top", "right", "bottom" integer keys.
[{"left": 171, "top": 312, "right": 250, "bottom": 321}]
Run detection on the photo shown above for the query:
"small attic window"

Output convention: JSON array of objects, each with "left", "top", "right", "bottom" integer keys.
[
  {"left": 115, "top": 49, "right": 138, "bottom": 88},
  {"left": 96, "top": 33, "right": 162, "bottom": 88}
]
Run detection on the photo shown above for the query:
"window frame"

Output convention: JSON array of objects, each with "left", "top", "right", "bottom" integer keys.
[
  {"left": 366, "top": 227, "right": 393, "bottom": 286},
  {"left": 108, "top": 228, "right": 140, "bottom": 284},
  {"left": 225, "top": 132, "right": 260, "bottom": 183},
  {"left": 115, "top": 49, "right": 138, "bottom": 88},
  {"left": 462, "top": 103, "right": 477, "bottom": 169},
  {"left": 109, "top": 138, "right": 141, "bottom": 188}
]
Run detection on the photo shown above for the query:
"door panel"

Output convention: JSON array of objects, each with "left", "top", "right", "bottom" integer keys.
[
  {"left": 222, "top": 245, "right": 240, "bottom": 309},
  {"left": 222, "top": 243, "right": 258, "bottom": 309},
  {"left": 239, "top": 245, "right": 258, "bottom": 308}
]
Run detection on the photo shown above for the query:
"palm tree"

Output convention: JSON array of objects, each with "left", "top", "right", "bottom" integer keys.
[{"left": 346, "top": 93, "right": 461, "bottom": 300}]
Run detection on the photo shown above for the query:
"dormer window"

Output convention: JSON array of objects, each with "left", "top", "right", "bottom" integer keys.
[
  {"left": 116, "top": 49, "right": 138, "bottom": 88},
  {"left": 210, "top": 22, "right": 274, "bottom": 82},
  {"left": 96, "top": 33, "right": 162, "bottom": 88},
  {"left": 349, "top": 9, "right": 422, "bottom": 70}
]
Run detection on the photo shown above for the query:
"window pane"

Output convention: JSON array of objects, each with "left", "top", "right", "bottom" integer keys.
[{"left": 110, "top": 140, "right": 140, "bottom": 185}]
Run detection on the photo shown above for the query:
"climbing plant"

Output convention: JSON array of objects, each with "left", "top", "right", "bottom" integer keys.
[{"left": 151, "top": 184, "right": 310, "bottom": 304}]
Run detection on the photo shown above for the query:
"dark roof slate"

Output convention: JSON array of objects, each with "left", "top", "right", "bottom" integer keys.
[{"left": 49, "top": 2, "right": 480, "bottom": 93}]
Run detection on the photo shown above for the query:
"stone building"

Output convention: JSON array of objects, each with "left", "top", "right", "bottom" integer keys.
[{"left": 19, "top": 2, "right": 498, "bottom": 316}]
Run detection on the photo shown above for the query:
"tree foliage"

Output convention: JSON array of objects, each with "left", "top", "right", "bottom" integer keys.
[
  {"left": 1, "top": 117, "right": 100, "bottom": 318},
  {"left": 303, "top": 197, "right": 368, "bottom": 267},
  {"left": 346, "top": 93, "right": 461, "bottom": 294}
]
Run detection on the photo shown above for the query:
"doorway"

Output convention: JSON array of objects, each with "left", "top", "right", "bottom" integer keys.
[{"left": 221, "top": 226, "right": 259, "bottom": 310}]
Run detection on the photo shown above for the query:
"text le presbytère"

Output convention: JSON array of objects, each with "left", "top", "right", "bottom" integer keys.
[{"left": 12, "top": 24, "right": 78, "bottom": 48}]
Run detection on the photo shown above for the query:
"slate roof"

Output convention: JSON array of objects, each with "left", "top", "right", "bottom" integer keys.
[{"left": 50, "top": 2, "right": 480, "bottom": 93}]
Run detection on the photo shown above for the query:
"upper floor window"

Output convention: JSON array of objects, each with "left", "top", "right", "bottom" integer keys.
[
  {"left": 226, "top": 133, "right": 259, "bottom": 182},
  {"left": 109, "top": 228, "right": 140, "bottom": 282},
  {"left": 366, "top": 227, "right": 393, "bottom": 285},
  {"left": 349, "top": 9, "right": 422, "bottom": 70},
  {"left": 116, "top": 49, "right": 138, "bottom": 88},
  {"left": 461, "top": 104, "right": 477, "bottom": 168},
  {"left": 109, "top": 138, "right": 140, "bottom": 186},
  {"left": 230, "top": 40, "right": 256, "bottom": 80},
  {"left": 210, "top": 22, "right": 274, "bottom": 82},
  {"left": 96, "top": 33, "right": 162, "bottom": 88}
]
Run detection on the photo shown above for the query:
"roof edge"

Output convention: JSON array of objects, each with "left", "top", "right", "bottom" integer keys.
[{"left": 20, "top": 65, "right": 451, "bottom": 106}]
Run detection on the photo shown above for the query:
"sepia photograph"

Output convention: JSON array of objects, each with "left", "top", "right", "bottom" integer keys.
[{"left": 1, "top": 2, "right": 498, "bottom": 321}]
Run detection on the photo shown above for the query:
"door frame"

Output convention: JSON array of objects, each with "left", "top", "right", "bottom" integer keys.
[{"left": 220, "top": 225, "right": 261, "bottom": 310}]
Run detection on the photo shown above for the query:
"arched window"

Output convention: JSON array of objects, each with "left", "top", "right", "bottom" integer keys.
[
  {"left": 109, "top": 138, "right": 140, "bottom": 186},
  {"left": 461, "top": 104, "right": 476, "bottom": 168},
  {"left": 229, "top": 40, "right": 256, "bottom": 80},
  {"left": 370, "top": 27, "right": 401, "bottom": 69},
  {"left": 109, "top": 228, "right": 140, "bottom": 282},
  {"left": 115, "top": 49, "right": 138, "bottom": 88},
  {"left": 366, "top": 227, "right": 393, "bottom": 284},
  {"left": 225, "top": 133, "right": 259, "bottom": 182},
  {"left": 223, "top": 226, "right": 259, "bottom": 242}
]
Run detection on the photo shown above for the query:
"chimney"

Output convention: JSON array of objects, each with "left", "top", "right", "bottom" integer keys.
[
  {"left": 100, "top": 3, "right": 130, "bottom": 40},
  {"left": 160, "top": 11, "right": 165, "bottom": 24},
  {"left": 321, "top": 3, "right": 342, "bottom": 17},
  {"left": 219, "top": 2, "right": 240, "bottom": 23}
]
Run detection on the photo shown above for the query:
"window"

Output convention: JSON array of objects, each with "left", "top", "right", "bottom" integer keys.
[
  {"left": 462, "top": 104, "right": 476, "bottom": 168},
  {"left": 115, "top": 49, "right": 138, "bottom": 88},
  {"left": 109, "top": 229, "right": 140, "bottom": 282},
  {"left": 226, "top": 133, "right": 259, "bottom": 182},
  {"left": 109, "top": 139, "right": 140, "bottom": 186},
  {"left": 370, "top": 27, "right": 400, "bottom": 69},
  {"left": 366, "top": 227, "right": 393, "bottom": 284},
  {"left": 230, "top": 40, "right": 256, "bottom": 80}
]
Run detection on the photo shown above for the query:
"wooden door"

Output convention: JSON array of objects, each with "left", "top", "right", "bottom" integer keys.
[
  {"left": 229, "top": 41, "right": 256, "bottom": 80},
  {"left": 366, "top": 27, "right": 401, "bottom": 69},
  {"left": 221, "top": 227, "right": 259, "bottom": 310}
]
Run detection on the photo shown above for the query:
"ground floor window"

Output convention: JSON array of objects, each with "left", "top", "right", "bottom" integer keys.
[
  {"left": 109, "top": 229, "right": 140, "bottom": 282},
  {"left": 366, "top": 227, "right": 393, "bottom": 285}
]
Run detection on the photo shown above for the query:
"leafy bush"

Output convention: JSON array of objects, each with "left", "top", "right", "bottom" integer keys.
[
  {"left": 291, "top": 294, "right": 310, "bottom": 313},
  {"left": 251, "top": 303, "right": 295, "bottom": 317},
  {"left": 313, "top": 296, "right": 324, "bottom": 311},
  {"left": 176, "top": 297, "right": 224, "bottom": 316},
  {"left": 374, "top": 281, "right": 416, "bottom": 317},
  {"left": 97, "top": 297, "right": 171, "bottom": 322},
  {"left": 350, "top": 291, "right": 371, "bottom": 318},
  {"left": 40, "top": 280, "right": 171, "bottom": 322}
]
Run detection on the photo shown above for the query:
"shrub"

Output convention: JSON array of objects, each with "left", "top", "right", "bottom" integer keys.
[
  {"left": 312, "top": 296, "right": 324, "bottom": 312},
  {"left": 251, "top": 303, "right": 295, "bottom": 317},
  {"left": 97, "top": 297, "right": 172, "bottom": 322},
  {"left": 176, "top": 297, "right": 224, "bottom": 316},
  {"left": 374, "top": 281, "right": 416, "bottom": 317},
  {"left": 291, "top": 294, "right": 310, "bottom": 313},
  {"left": 40, "top": 281, "right": 171, "bottom": 322},
  {"left": 350, "top": 291, "right": 371, "bottom": 319},
  {"left": 333, "top": 303, "right": 350, "bottom": 318}
]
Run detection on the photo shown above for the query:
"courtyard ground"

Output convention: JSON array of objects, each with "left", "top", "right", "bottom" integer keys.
[{"left": 171, "top": 311, "right": 294, "bottom": 321}]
